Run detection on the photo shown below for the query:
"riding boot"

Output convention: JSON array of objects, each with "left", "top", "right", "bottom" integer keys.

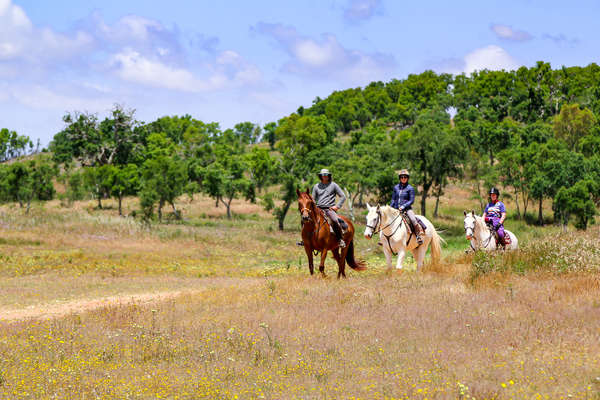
[
  {"left": 415, "top": 224, "right": 424, "bottom": 245},
  {"left": 332, "top": 223, "right": 346, "bottom": 248}
]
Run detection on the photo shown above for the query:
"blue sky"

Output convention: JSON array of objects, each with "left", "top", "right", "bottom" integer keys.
[{"left": 1, "top": 0, "right": 598, "bottom": 145}]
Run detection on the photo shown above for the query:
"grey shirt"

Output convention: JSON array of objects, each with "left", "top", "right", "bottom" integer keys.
[{"left": 312, "top": 182, "right": 346, "bottom": 208}]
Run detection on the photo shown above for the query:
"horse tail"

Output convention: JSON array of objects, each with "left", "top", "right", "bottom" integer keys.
[
  {"left": 430, "top": 227, "right": 444, "bottom": 265},
  {"left": 346, "top": 240, "right": 367, "bottom": 271}
]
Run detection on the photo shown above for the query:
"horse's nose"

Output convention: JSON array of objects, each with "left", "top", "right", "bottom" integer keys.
[
  {"left": 302, "top": 215, "right": 309, "bottom": 221},
  {"left": 364, "top": 233, "right": 372, "bottom": 239}
]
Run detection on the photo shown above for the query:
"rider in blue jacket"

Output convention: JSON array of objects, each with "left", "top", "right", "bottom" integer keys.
[{"left": 390, "top": 169, "right": 423, "bottom": 244}]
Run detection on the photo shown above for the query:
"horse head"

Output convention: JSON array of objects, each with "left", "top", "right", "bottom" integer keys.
[
  {"left": 296, "top": 187, "right": 315, "bottom": 222},
  {"left": 364, "top": 203, "right": 381, "bottom": 239},
  {"left": 463, "top": 210, "right": 477, "bottom": 240}
]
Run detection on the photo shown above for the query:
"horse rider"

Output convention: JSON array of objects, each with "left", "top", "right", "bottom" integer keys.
[
  {"left": 311, "top": 168, "right": 347, "bottom": 248},
  {"left": 482, "top": 187, "right": 507, "bottom": 245},
  {"left": 390, "top": 169, "right": 424, "bottom": 245}
]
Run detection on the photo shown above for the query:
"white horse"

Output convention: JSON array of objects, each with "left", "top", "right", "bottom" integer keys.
[
  {"left": 463, "top": 211, "right": 518, "bottom": 251},
  {"left": 364, "top": 204, "right": 443, "bottom": 271}
]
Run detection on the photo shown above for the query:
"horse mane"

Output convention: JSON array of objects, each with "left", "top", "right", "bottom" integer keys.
[
  {"left": 379, "top": 205, "right": 399, "bottom": 223},
  {"left": 473, "top": 214, "right": 488, "bottom": 232}
]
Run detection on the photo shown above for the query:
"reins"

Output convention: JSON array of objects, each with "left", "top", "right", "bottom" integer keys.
[{"left": 372, "top": 209, "right": 405, "bottom": 256}]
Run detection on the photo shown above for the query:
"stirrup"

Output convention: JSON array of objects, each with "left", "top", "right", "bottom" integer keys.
[
  {"left": 416, "top": 235, "right": 423, "bottom": 245},
  {"left": 339, "top": 239, "right": 346, "bottom": 249}
]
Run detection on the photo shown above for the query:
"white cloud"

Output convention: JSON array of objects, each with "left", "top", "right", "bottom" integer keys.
[
  {"left": 255, "top": 22, "right": 396, "bottom": 85},
  {"left": 9, "top": 85, "right": 113, "bottom": 111},
  {"left": 491, "top": 24, "right": 533, "bottom": 42},
  {"left": 343, "top": 0, "right": 382, "bottom": 21},
  {"left": 109, "top": 48, "right": 262, "bottom": 92},
  {"left": 431, "top": 45, "right": 521, "bottom": 75},
  {"left": 464, "top": 45, "right": 519, "bottom": 74},
  {"left": 0, "top": 0, "right": 92, "bottom": 67},
  {"left": 110, "top": 49, "right": 212, "bottom": 92}
]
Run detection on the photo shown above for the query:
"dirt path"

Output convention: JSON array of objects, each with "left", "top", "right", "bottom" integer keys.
[
  {"left": 0, "top": 277, "right": 262, "bottom": 323},
  {"left": 0, "top": 289, "right": 202, "bottom": 322}
]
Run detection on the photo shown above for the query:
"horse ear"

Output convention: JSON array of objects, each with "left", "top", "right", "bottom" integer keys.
[
  {"left": 296, "top": 188, "right": 301, "bottom": 197},
  {"left": 305, "top": 187, "right": 310, "bottom": 194},
  {"left": 366, "top": 202, "right": 371, "bottom": 209},
  {"left": 463, "top": 210, "right": 467, "bottom": 216},
  {"left": 471, "top": 209, "right": 475, "bottom": 216}
]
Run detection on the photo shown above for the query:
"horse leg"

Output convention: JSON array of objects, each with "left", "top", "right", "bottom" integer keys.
[
  {"left": 395, "top": 248, "right": 406, "bottom": 270},
  {"left": 304, "top": 245, "right": 314, "bottom": 275},
  {"left": 332, "top": 248, "right": 343, "bottom": 279},
  {"left": 319, "top": 250, "right": 328, "bottom": 276},
  {"left": 334, "top": 246, "right": 349, "bottom": 279},
  {"left": 382, "top": 240, "right": 393, "bottom": 270},
  {"left": 413, "top": 245, "right": 428, "bottom": 272}
]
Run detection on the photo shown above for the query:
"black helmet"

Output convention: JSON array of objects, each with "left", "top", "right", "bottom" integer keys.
[{"left": 489, "top": 187, "right": 500, "bottom": 196}]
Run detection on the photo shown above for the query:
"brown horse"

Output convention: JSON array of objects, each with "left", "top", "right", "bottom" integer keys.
[{"left": 296, "top": 188, "right": 366, "bottom": 278}]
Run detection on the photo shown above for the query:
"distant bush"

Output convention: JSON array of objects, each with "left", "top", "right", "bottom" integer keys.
[{"left": 471, "top": 231, "right": 600, "bottom": 281}]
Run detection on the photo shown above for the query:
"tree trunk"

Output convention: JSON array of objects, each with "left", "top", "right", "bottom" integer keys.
[
  {"left": 514, "top": 189, "right": 521, "bottom": 220},
  {"left": 171, "top": 201, "right": 181, "bottom": 220},
  {"left": 489, "top": 149, "right": 494, "bottom": 166},
  {"left": 521, "top": 187, "right": 529, "bottom": 216},
  {"left": 26, "top": 198, "right": 31, "bottom": 214},
  {"left": 343, "top": 187, "right": 354, "bottom": 222},
  {"left": 278, "top": 200, "right": 292, "bottom": 231},
  {"left": 433, "top": 185, "right": 442, "bottom": 218},
  {"left": 215, "top": 196, "right": 219, "bottom": 208},
  {"left": 538, "top": 197, "right": 543, "bottom": 225},
  {"left": 118, "top": 194, "right": 123, "bottom": 216},
  {"left": 476, "top": 180, "right": 484, "bottom": 213},
  {"left": 420, "top": 183, "right": 430, "bottom": 217},
  {"left": 158, "top": 199, "right": 164, "bottom": 222},
  {"left": 219, "top": 196, "right": 233, "bottom": 219}
]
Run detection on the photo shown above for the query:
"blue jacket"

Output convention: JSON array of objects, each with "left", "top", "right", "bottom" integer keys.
[{"left": 390, "top": 183, "right": 415, "bottom": 210}]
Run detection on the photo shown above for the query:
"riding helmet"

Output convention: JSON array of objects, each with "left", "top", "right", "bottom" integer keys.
[
  {"left": 397, "top": 169, "right": 410, "bottom": 179},
  {"left": 489, "top": 187, "right": 500, "bottom": 196}
]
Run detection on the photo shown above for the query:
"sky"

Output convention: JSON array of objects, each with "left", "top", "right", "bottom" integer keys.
[{"left": 1, "top": 0, "right": 598, "bottom": 145}]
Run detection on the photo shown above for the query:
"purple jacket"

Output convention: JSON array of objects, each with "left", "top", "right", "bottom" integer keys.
[{"left": 390, "top": 183, "right": 415, "bottom": 210}]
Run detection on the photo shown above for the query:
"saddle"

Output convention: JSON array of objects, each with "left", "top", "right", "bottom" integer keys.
[
  {"left": 485, "top": 221, "right": 510, "bottom": 248},
  {"left": 321, "top": 210, "right": 348, "bottom": 233},
  {"left": 400, "top": 212, "right": 427, "bottom": 235}
]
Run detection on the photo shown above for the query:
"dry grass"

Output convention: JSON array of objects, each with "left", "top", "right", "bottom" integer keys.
[{"left": 0, "top": 189, "right": 599, "bottom": 399}]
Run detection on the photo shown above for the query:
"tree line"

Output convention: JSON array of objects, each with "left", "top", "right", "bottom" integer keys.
[{"left": 1, "top": 61, "right": 599, "bottom": 230}]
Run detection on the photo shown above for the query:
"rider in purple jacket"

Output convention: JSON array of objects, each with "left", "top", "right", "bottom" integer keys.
[
  {"left": 390, "top": 169, "right": 424, "bottom": 245},
  {"left": 482, "top": 187, "right": 507, "bottom": 243}
]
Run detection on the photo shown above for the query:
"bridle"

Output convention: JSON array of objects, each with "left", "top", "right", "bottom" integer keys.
[
  {"left": 464, "top": 216, "right": 493, "bottom": 251},
  {"left": 367, "top": 208, "right": 404, "bottom": 255}
]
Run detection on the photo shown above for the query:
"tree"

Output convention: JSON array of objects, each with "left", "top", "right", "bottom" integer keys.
[
  {"left": 83, "top": 165, "right": 114, "bottom": 209},
  {"left": 109, "top": 164, "right": 139, "bottom": 216},
  {"left": 50, "top": 105, "right": 143, "bottom": 167},
  {"left": 262, "top": 122, "right": 277, "bottom": 149},
  {"left": 138, "top": 132, "right": 187, "bottom": 221},
  {"left": 0, "top": 128, "right": 33, "bottom": 162},
  {"left": 3, "top": 156, "right": 57, "bottom": 213},
  {"left": 554, "top": 180, "right": 597, "bottom": 230},
  {"left": 246, "top": 147, "right": 278, "bottom": 194},
  {"left": 553, "top": 103, "right": 596, "bottom": 150}
]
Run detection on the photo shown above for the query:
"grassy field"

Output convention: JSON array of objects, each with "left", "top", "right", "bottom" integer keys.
[{"left": 0, "top": 186, "right": 599, "bottom": 399}]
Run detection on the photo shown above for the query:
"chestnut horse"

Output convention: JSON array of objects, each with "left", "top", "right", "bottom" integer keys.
[{"left": 296, "top": 188, "right": 366, "bottom": 278}]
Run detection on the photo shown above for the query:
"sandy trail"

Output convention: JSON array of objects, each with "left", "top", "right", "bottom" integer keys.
[{"left": 0, "top": 277, "right": 261, "bottom": 323}]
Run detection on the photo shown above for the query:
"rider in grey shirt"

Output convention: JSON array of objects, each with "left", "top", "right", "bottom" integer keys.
[{"left": 312, "top": 168, "right": 347, "bottom": 248}]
